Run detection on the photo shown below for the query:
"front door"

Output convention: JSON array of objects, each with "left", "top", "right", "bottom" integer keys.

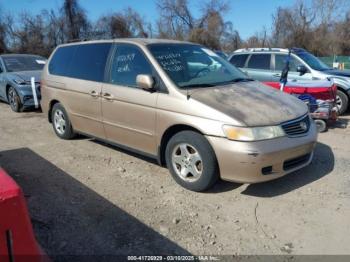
[
  {"left": 101, "top": 43, "right": 158, "bottom": 155},
  {"left": 273, "top": 54, "right": 313, "bottom": 83}
]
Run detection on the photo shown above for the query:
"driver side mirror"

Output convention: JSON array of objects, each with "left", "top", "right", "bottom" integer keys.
[
  {"left": 136, "top": 74, "right": 155, "bottom": 91},
  {"left": 297, "top": 65, "right": 308, "bottom": 76}
]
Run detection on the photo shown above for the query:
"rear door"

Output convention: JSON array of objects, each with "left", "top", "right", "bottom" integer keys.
[
  {"left": 229, "top": 54, "right": 249, "bottom": 70},
  {"left": 47, "top": 43, "right": 112, "bottom": 138},
  {"left": 101, "top": 43, "right": 158, "bottom": 155},
  {"left": 245, "top": 54, "right": 273, "bottom": 82}
]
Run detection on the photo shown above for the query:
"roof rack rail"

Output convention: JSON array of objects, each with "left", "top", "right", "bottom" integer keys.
[
  {"left": 66, "top": 38, "right": 88, "bottom": 43},
  {"left": 234, "top": 48, "right": 289, "bottom": 53}
]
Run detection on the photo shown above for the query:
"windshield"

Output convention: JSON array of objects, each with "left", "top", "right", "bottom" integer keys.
[
  {"left": 297, "top": 51, "right": 330, "bottom": 71},
  {"left": 3, "top": 55, "right": 46, "bottom": 72},
  {"left": 148, "top": 44, "right": 249, "bottom": 89},
  {"left": 215, "top": 51, "right": 228, "bottom": 59}
]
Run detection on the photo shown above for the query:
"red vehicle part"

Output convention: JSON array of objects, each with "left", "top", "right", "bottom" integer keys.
[
  {"left": 0, "top": 169, "right": 48, "bottom": 262},
  {"left": 264, "top": 81, "right": 337, "bottom": 102}
]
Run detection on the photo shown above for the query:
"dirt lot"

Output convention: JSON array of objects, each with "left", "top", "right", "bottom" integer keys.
[{"left": 0, "top": 101, "right": 350, "bottom": 258}]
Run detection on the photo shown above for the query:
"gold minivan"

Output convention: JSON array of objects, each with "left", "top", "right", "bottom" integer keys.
[{"left": 41, "top": 39, "right": 318, "bottom": 191}]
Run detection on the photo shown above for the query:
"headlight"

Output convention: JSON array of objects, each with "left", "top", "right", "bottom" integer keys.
[
  {"left": 223, "top": 125, "right": 285, "bottom": 141},
  {"left": 12, "top": 76, "right": 30, "bottom": 85}
]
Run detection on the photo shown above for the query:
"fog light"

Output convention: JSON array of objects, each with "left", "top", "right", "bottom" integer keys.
[
  {"left": 23, "top": 95, "right": 33, "bottom": 101},
  {"left": 262, "top": 166, "right": 273, "bottom": 175}
]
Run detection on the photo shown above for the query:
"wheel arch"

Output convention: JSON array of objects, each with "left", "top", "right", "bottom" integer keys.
[
  {"left": 5, "top": 84, "right": 13, "bottom": 101},
  {"left": 48, "top": 99, "right": 60, "bottom": 123},
  {"left": 158, "top": 124, "right": 204, "bottom": 166}
]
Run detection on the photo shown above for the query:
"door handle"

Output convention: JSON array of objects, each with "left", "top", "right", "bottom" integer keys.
[
  {"left": 103, "top": 93, "right": 114, "bottom": 101},
  {"left": 273, "top": 74, "right": 281, "bottom": 78},
  {"left": 90, "top": 90, "right": 99, "bottom": 97}
]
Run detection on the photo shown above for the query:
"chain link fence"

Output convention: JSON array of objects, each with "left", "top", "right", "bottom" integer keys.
[{"left": 318, "top": 56, "right": 350, "bottom": 70}]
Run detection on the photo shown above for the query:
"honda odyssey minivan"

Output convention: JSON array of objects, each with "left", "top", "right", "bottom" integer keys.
[{"left": 41, "top": 39, "right": 318, "bottom": 191}]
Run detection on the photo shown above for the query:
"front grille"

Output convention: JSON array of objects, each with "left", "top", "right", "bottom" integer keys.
[
  {"left": 283, "top": 154, "right": 311, "bottom": 171},
  {"left": 281, "top": 115, "right": 310, "bottom": 137}
]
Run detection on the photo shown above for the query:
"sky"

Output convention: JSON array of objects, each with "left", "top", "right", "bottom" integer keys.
[{"left": 0, "top": 0, "right": 295, "bottom": 39}]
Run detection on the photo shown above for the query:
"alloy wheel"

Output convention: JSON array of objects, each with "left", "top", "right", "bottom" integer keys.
[
  {"left": 171, "top": 143, "right": 203, "bottom": 182},
  {"left": 8, "top": 89, "right": 18, "bottom": 110},
  {"left": 54, "top": 109, "right": 66, "bottom": 135},
  {"left": 336, "top": 95, "right": 342, "bottom": 110}
]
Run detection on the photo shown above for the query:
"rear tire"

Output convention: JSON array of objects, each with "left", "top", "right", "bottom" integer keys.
[
  {"left": 314, "top": 119, "right": 327, "bottom": 133},
  {"left": 7, "top": 87, "right": 23, "bottom": 112},
  {"left": 165, "top": 130, "right": 219, "bottom": 192},
  {"left": 51, "top": 103, "right": 75, "bottom": 140},
  {"left": 336, "top": 90, "right": 348, "bottom": 115}
]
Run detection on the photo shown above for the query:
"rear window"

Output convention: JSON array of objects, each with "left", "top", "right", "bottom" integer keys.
[
  {"left": 247, "top": 54, "right": 271, "bottom": 70},
  {"left": 229, "top": 54, "right": 248, "bottom": 68},
  {"left": 49, "top": 43, "right": 112, "bottom": 82}
]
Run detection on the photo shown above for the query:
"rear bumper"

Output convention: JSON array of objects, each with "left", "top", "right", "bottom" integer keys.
[{"left": 206, "top": 121, "right": 318, "bottom": 183}]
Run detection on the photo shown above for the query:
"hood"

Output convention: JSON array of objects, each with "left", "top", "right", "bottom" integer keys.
[
  {"left": 191, "top": 81, "right": 308, "bottom": 127},
  {"left": 10, "top": 70, "right": 42, "bottom": 82},
  {"left": 323, "top": 69, "right": 350, "bottom": 78}
]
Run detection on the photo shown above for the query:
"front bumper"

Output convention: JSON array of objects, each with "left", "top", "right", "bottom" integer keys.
[
  {"left": 17, "top": 85, "right": 41, "bottom": 108},
  {"left": 206, "top": 122, "right": 318, "bottom": 183}
]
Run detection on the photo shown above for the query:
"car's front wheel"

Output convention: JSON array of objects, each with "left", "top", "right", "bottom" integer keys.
[
  {"left": 7, "top": 86, "right": 23, "bottom": 112},
  {"left": 336, "top": 90, "right": 349, "bottom": 115},
  {"left": 51, "top": 103, "right": 76, "bottom": 140},
  {"left": 165, "top": 131, "right": 219, "bottom": 192}
]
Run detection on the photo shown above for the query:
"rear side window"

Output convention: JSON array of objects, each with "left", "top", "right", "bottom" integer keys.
[
  {"left": 247, "top": 54, "right": 271, "bottom": 70},
  {"left": 49, "top": 45, "right": 77, "bottom": 76},
  {"left": 229, "top": 54, "right": 248, "bottom": 68},
  {"left": 109, "top": 44, "right": 153, "bottom": 87},
  {"left": 49, "top": 43, "right": 112, "bottom": 82}
]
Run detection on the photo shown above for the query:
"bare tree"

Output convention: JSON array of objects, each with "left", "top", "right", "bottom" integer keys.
[
  {"left": 94, "top": 8, "right": 149, "bottom": 39},
  {"left": 156, "top": 0, "right": 231, "bottom": 49},
  {"left": 0, "top": 13, "right": 7, "bottom": 53},
  {"left": 61, "top": 0, "right": 89, "bottom": 41}
]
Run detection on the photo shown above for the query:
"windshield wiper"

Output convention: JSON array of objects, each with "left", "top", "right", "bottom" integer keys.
[
  {"left": 229, "top": 78, "right": 255, "bottom": 83},
  {"left": 181, "top": 83, "right": 216, "bottom": 89}
]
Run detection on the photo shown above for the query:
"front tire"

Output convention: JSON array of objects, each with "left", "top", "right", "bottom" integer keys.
[
  {"left": 165, "top": 131, "right": 219, "bottom": 192},
  {"left": 51, "top": 103, "right": 75, "bottom": 140},
  {"left": 7, "top": 87, "right": 23, "bottom": 112},
  {"left": 336, "top": 90, "right": 348, "bottom": 115}
]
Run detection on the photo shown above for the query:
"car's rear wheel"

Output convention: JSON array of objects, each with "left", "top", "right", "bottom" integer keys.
[
  {"left": 165, "top": 130, "right": 219, "bottom": 192},
  {"left": 51, "top": 103, "right": 75, "bottom": 140},
  {"left": 336, "top": 90, "right": 348, "bottom": 115},
  {"left": 7, "top": 87, "right": 23, "bottom": 112},
  {"left": 315, "top": 119, "right": 327, "bottom": 133}
]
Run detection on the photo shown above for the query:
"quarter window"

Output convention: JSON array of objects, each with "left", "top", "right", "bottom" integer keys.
[
  {"left": 109, "top": 44, "right": 153, "bottom": 87},
  {"left": 49, "top": 43, "right": 112, "bottom": 82},
  {"left": 247, "top": 54, "right": 271, "bottom": 70},
  {"left": 49, "top": 45, "right": 77, "bottom": 76}
]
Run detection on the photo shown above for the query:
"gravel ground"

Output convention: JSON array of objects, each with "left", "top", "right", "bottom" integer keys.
[{"left": 0, "top": 101, "right": 349, "bottom": 258}]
